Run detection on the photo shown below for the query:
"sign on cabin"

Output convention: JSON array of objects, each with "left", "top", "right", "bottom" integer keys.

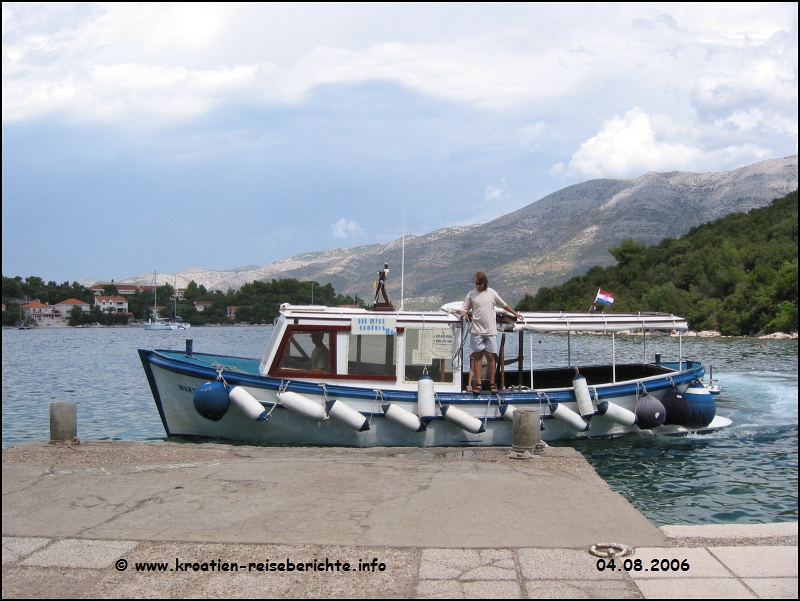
[{"left": 351, "top": 317, "right": 396, "bottom": 336}]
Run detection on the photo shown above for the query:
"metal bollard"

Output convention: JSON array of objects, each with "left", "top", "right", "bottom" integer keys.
[
  {"left": 186, "top": 339, "right": 193, "bottom": 356},
  {"left": 50, "top": 402, "right": 77, "bottom": 442},
  {"left": 512, "top": 408, "right": 541, "bottom": 452}
]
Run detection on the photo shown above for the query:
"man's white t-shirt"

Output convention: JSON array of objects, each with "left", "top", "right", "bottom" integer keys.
[{"left": 462, "top": 288, "right": 507, "bottom": 335}]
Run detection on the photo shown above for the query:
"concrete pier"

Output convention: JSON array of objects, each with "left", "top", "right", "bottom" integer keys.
[{"left": 2, "top": 441, "right": 797, "bottom": 598}]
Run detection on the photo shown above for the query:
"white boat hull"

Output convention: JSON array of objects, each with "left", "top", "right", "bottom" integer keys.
[{"left": 141, "top": 350, "right": 727, "bottom": 446}]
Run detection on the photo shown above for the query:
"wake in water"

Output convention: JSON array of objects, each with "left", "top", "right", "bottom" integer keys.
[{"left": 568, "top": 369, "right": 798, "bottom": 525}]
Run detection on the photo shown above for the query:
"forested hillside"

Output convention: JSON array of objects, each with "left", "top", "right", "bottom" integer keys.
[{"left": 516, "top": 191, "right": 798, "bottom": 335}]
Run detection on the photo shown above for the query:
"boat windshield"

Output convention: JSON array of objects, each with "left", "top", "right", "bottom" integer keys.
[{"left": 278, "top": 330, "right": 334, "bottom": 374}]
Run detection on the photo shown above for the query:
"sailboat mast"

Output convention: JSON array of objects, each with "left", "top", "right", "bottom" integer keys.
[{"left": 401, "top": 157, "right": 406, "bottom": 311}]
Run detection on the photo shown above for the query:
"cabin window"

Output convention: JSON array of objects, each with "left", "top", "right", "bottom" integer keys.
[
  {"left": 277, "top": 330, "right": 334, "bottom": 374},
  {"left": 347, "top": 333, "right": 396, "bottom": 377},
  {"left": 404, "top": 327, "right": 458, "bottom": 383}
]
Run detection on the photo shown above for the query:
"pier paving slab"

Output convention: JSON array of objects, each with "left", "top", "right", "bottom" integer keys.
[
  {"left": 523, "top": 579, "right": 643, "bottom": 598},
  {"left": 627, "top": 547, "right": 730, "bottom": 578},
  {"left": 2, "top": 537, "right": 50, "bottom": 565},
  {"left": 743, "top": 578, "right": 799, "bottom": 599},
  {"left": 418, "top": 548, "right": 516, "bottom": 580},
  {"left": 708, "top": 546, "right": 798, "bottom": 578},
  {"left": 662, "top": 523, "right": 798, "bottom": 541},
  {"left": 633, "top": 577, "right": 756, "bottom": 599},
  {"left": 518, "top": 548, "right": 627, "bottom": 580},
  {"left": 21, "top": 539, "right": 139, "bottom": 569},
  {"left": 460, "top": 579, "right": 522, "bottom": 598}
]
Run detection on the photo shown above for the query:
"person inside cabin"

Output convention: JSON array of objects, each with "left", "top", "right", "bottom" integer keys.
[
  {"left": 461, "top": 271, "right": 522, "bottom": 394},
  {"left": 310, "top": 331, "right": 330, "bottom": 373}
]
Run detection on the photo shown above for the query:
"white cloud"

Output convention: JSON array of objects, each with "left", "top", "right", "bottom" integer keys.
[
  {"left": 4, "top": 3, "right": 794, "bottom": 126},
  {"left": 562, "top": 108, "right": 773, "bottom": 179},
  {"left": 331, "top": 218, "right": 362, "bottom": 238},
  {"left": 484, "top": 177, "right": 508, "bottom": 202},
  {"left": 519, "top": 121, "right": 546, "bottom": 149}
]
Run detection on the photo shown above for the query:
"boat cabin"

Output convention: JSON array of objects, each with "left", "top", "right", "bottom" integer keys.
[{"left": 260, "top": 305, "right": 464, "bottom": 392}]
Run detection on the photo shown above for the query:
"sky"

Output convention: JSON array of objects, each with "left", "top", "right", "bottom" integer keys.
[{"left": 2, "top": 3, "right": 797, "bottom": 283}]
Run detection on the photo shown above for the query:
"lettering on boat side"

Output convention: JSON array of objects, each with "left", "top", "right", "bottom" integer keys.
[
  {"left": 351, "top": 317, "right": 396, "bottom": 336},
  {"left": 178, "top": 384, "right": 198, "bottom": 394}
]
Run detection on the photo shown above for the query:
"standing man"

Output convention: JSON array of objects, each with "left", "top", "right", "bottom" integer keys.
[{"left": 461, "top": 272, "right": 522, "bottom": 394}]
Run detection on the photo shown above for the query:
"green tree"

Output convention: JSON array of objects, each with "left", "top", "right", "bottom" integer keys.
[{"left": 515, "top": 191, "right": 798, "bottom": 334}]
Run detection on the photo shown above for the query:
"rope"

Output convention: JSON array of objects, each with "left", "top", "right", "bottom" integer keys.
[
  {"left": 369, "top": 389, "right": 386, "bottom": 426},
  {"left": 542, "top": 392, "right": 552, "bottom": 416},
  {"left": 482, "top": 394, "right": 494, "bottom": 427},
  {"left": 435, "top": 389, "right": 445, "bottom": 415},
  {"left": 208, "top": 360, "right": 249, "bottom": 374},
  {"left": 214, "top": 365, "right": 229, "bottom": 388},
  {"left": 320, "top": 383, "right": 331, "bottom": 417}
]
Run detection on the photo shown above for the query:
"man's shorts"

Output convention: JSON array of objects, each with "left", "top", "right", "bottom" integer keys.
[{"left": 470, "top": 333, "right": 498, "bottom": 355}]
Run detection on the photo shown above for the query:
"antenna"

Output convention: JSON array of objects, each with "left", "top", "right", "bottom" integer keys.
[{"left": 400, "top": 156, "right": 407, "bottom": 310}]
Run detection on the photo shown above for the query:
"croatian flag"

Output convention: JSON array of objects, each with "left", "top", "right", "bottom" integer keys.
[{"left": 595, "top": 289, "right": 615, "bottom": 306}]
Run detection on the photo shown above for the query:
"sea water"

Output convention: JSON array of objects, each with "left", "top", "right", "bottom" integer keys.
[{"left": 2, "top": 326, "right": 797, "bottom": 526}]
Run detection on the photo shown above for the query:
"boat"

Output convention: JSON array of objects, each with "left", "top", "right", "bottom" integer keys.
[
  {"left": 143, "top": 272, "right": 190, "bottom": 331},
  {"left": 17, "top": 297, "right": 34, "bottom": 329},
  {"left": 138, "top": 273, "right": 730, "bottom": 446}
]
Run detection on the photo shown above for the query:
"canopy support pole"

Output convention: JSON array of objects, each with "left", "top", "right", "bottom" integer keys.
[
  {"left": 612, "top": 332, "right": 616, "bottom": 383},
  {"left": 567, "top": 329, "right": 571, "bottom": 366},
  {"left": 530, "top": 331, "right": 534, "bottom": 390},
  {"left": 643, "top": 326, "right": 647, "bottom": 364}
]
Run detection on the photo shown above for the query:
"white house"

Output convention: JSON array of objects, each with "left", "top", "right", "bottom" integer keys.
[
  {"left": 90, "top": 283, "right": 139, "bottom": 296},
  {"left": 54, "top": 298, "right": 91, "bottom": 320},
  {"left": 21, "top": 301, "right": 62, "bottom": 326},
  {"left": 95, "top": 295, "right": 128, "bottom": 314}
]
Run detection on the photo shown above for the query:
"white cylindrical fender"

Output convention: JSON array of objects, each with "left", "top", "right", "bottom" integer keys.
[
  {"left": 499, "top": 404, "right": 518, "bottom": 422},
  {"left": 417, "top": 375, "right": 437, "bottom": 418},
  {"left": 573, "top": 374, "right": 594, "bottom": 417},
  {"left": 228, "top": 386, "right": 267, "bottom": 422},
  {"left": 549, "top": 402, "right": 590, "bottom": 432},
  {"left": 277, "top": 390, "right": 327, "bottom": 420},
  {"left": 596, "top": 400, "right": 637, "bottom": 427},
  {"left": 441, "top": 404, "right": 485, "bottom": 434},
  {"left": 382, "top": 403, "right": 426, "bottom": 432},
  {"left": 326, "top": 399, "right": 369, "bottom": 432}
]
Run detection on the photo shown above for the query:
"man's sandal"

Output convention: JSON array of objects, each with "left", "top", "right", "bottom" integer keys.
[
  {"left": 490, "top": 383, "right": 499, "bottom": 394},
  {"left": 471, "top": 378, "right": 481, "bottom": 395}
]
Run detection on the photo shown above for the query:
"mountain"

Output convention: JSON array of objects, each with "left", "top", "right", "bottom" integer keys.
[{"left": 114, "top": 156, "right": 798, "bottom": 307}]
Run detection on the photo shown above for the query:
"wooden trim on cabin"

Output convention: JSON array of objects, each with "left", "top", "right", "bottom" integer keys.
[
  {"left": 270, "top": 324, "right": 340, "bottom": 377},
  {"left": 269, "top": 323, "right": 400, "bottom": 381}
]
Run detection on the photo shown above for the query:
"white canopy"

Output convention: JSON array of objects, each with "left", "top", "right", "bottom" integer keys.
[{"left": 440, "top": 302, "right": 688, "bottom": 333}]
